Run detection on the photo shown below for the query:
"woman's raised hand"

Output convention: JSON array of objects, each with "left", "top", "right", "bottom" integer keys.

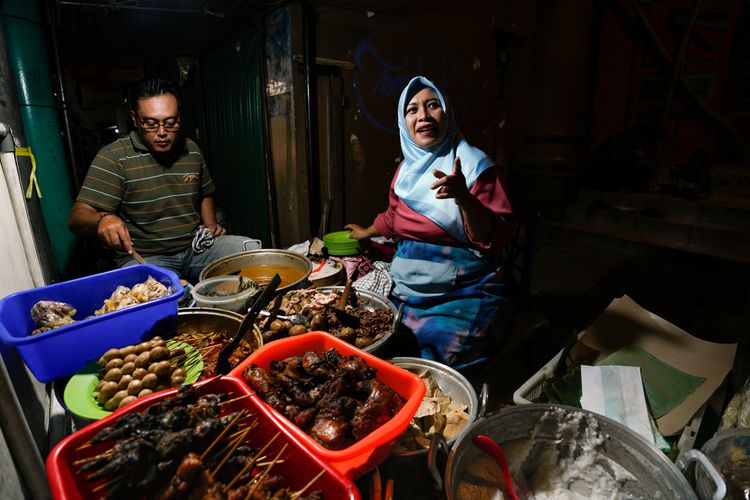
[{"left": 431, "top": 156, "right": 470, "bottom": 205}]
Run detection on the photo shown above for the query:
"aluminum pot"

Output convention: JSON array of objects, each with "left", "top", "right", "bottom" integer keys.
[
  {"left": 176, "top": 307, "right": 263, "bottom": 356},
  {"left": 445, "top": 404, "right": 698, "bottom": 499},
  {"left": 376, "top": 358, "right": 483, "bottom": 500},
  {"left": 315, "top": 286, "right": 399, "bottom": 357},
  {"left": 198, "top": 249, "right": 312, "bottom": 293}
]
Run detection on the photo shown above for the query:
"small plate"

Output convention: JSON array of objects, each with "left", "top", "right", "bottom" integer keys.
[{"left": 63, "top": 340, "right": 203, "bottom": 420}]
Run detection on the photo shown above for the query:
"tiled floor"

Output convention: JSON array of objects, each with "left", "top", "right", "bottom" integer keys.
[{"left": 479, "top": 224, "right": 750, "bottom": 404}]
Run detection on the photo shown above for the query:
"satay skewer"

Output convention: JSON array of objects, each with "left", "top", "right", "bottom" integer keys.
[
  {"left": 242, "top": 443, "right": 288, "bottom": 500},
  {"left": 210, "top": 428, "right": 250, "bottom": 478},
  {"left": 72, "top": 449, "right": 113, "bottom": 465},
  {"left": 291, "top": 469, "right": 326, "bottom": 499},
  {"left": 200, "top": 409, "right": 246, "bottom": 460},
  {"left": 91, "top": 474, "right": 125, "bottom": 493},
  {"left": 224, "top": 431, "right": 281, "bottom": 491},
  {"left": 220, "top": 394, "right": 253, "bottom": 406}
]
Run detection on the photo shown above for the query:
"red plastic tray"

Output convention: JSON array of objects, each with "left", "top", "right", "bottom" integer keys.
[
  {"left": 229, "top": 331, "right": 426, "bottom": 478},
  {"left": 46, "top": 376, "right": 360, "bottom": 500}
]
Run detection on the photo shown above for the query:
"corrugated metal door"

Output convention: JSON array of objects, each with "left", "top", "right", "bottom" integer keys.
[{"left": 182, "top": 25, "right": 270, "bottom": 244}]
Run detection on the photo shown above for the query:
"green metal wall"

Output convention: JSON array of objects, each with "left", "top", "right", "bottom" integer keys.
[
  {"left": 182, "top": 24, "right": 270, "bottom": 245},
  {"left": 2, "top": 0, "right": 76, "bottom": 274}
]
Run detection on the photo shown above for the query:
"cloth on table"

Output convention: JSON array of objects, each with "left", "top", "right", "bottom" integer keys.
[{"left": 352, "top": 261, "right": 393, "bottom": 297}]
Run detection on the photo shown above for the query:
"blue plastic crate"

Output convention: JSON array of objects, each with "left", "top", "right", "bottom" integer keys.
[{"left": 0, "top": 264, "right": 183, "bottom": 382}]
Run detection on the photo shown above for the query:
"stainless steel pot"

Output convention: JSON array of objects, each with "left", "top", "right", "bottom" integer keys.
[
  {"left": 198, "top": 249, "right": 312, "bottom": 293},
  {"left": 445, "top": 404, "right": 698, "bottom": 499},
  {"left": 315, "top": 286, "right": 399, "bottom": 357},
  {"left": 177, "top": 307, "right": 262, "bottom": 353},
  {"left": 377, "top": 358, "right": 484, "bottom": 499}
]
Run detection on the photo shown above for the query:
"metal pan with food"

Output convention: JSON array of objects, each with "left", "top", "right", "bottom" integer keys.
[{"left": 257, "top": 285, "right": 399, "bottom": 356}]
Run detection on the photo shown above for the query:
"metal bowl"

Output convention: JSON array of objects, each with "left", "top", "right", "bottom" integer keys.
[
  {"left": 389, "top": 357, "right": 478, "bottom": 454},
  {"left": 198, "top": 249, "right": 312, "bottom": 293},
  {"left": 445, "top": 404, "right": 697, "bottom": 499},
  {"left": 315, "top": 286, "right": 399, "bottom": 356},
  {"left": 176, "top": 307, "right": 262, "bottom": 353}
]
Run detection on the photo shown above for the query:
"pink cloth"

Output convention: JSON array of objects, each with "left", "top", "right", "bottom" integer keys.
[{"left": 373, "top": 165, "right": 514, "bottom": 252}]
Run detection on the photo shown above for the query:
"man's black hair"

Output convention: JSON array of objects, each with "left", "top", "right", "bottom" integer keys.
[{"left": 130, "top": 78, "right": 180, "bottom": 110}]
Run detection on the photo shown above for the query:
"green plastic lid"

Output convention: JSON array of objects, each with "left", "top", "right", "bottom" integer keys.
[{"left": 323, "top": 231, "right": 361, "bottom": 256}]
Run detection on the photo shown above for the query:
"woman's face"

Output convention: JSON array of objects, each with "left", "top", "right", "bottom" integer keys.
[{"left": 405, "top": 88, "right": 445, "bottom": 148}]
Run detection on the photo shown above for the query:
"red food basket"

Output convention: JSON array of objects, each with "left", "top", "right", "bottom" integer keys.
[
  {"left": 46, "top": 376, "right": 360, "bottom": 500},
  {"left": 229, "top": 331, "right": 426, "bottom": 479}
]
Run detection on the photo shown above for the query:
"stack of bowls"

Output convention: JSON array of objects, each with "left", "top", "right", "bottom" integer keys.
[{"left": 323, "top": 231, "right": 361, "bottom": 256}]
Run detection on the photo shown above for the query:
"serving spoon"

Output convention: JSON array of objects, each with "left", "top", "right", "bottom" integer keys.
[{"left": 473, "top": 434, "right": 529, "bottom": 500}]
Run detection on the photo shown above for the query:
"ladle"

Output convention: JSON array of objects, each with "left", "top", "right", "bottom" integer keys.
[{"left": 473, "top": 434, "right": 529, "bottom": 500}]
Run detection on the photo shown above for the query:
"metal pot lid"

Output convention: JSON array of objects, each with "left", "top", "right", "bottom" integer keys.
[{"left": 445, "top": 404, "right": 697, "bottom": 499}]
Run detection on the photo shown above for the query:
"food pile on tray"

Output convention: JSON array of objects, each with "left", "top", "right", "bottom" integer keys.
[{"left": 258, "top": 288, "right": 393, "bottom": 349}]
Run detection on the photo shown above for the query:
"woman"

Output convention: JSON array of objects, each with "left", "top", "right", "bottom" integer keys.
[{"left": 346, "top": 76, "right": 515, "bottom": 368}]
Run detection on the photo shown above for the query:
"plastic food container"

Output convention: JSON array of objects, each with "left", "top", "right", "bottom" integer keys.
[
  {"left": 696, "top": 428, "right": 750, "bottom": 499},
  {"left": 46, "top": 376, "right": 360, "bottom": 500},
  {"left": 229, "top": 331, "right": 426, "bottom": 478},
  {"left": 0, "top": 264, "right": 182, "bottom": 382},
  {"left": 191, "top": 275, "right": 259, "bottom": 313}
]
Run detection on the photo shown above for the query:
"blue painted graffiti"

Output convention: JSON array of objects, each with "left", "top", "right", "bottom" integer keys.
[{"left": 354, "top": 39, "right": 454, "bottom": 134}]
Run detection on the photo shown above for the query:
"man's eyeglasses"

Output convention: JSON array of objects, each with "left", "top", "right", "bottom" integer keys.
[{"left": 138, "top": 116, "right": 180, "bottom": 132}]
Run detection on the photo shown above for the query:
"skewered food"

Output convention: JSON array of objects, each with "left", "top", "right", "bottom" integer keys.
[
  {"left": 172, "top": 330, "right": 256, "bottom": 379},
  {"left": 74, "top": 385, "right": 325, "bottom": 499},
  {"left": 94, "top": 338, "right": 199, "bottom": 411},
  {"left": 259, "top": 288, "right": 393, "bottom": 349},
  {"left": 393, "top": 372, "right": 469, "bottom": 452},
  {"left": 244, "top": 348, "right": 405, "bottom": 450}
]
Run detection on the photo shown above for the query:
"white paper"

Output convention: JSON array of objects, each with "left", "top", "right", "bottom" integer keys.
[{"left": 580, "top": 365, "right": 654, "bottom": 445}]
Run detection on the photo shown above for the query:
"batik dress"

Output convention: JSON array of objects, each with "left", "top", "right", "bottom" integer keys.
[{"left": 373, "top": 164, "right": 514, "bottom": 367}]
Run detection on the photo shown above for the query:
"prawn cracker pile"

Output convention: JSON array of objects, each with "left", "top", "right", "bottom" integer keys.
[
  {"left": 29, "top": 276, "right": 170, "bottom": 335},
  {"left": 244, "top": 348, "right": 405, "bottom": 450},
  {"left": 259, "top": 288, "right": 393, "bottom": 349},
  {"left": 72, "top": 385, "right": 324, "bottom": 499},
  {"left": 95, "top": 337, "right": 199, "bottom": 411},
  {"left": 393, "top": 373, "right": 469, "bottom": 452}
]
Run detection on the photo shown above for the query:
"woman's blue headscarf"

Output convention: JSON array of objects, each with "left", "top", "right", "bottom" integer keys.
[{"left": 394, "top": 76, "right": 494, "bottom": 243}]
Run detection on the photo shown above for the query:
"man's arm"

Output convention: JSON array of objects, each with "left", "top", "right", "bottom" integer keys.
[
  {"left": 69, "top": 201, "right": 135, "bottom": 253},
  {"left": 200, "top": 196, "right": 226, "bottom": 236}
]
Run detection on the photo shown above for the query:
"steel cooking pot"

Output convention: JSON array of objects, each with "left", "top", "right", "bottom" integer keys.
[
  {"left": 198, "top": 249, "right": 312, "bottom": 293},
  {"left": 445, "top": 404, "right": 698, "bottom": 499}
]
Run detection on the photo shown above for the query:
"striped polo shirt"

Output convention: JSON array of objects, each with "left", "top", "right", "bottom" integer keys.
[{"left": 76, "top": 131, "right": 215, "bottom": 262}]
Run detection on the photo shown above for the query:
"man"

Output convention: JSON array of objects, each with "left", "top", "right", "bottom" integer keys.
[{"left": 69, "top": 78, "right": 259, "bottom": 281}]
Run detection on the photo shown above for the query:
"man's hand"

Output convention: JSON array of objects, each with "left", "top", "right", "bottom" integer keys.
[
  {"left": 97, "top": 214, "right": 135, "bottom": 253},
  {"left": 431, "top": 156, "right": 470, "bottom": 205},
  {"left": 204, "top": 222, "right": 226, "bottom": 236}
]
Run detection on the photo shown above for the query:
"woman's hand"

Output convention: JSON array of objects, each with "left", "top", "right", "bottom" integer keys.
[
  {"left": 344, "top": 223, "right": 379, "bottom": 240},
  {"left": 431, "top": 157, "right": 471, "bottom": 205}
]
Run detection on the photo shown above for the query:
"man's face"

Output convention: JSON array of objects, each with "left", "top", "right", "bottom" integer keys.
[{"left": 131, "top": 94, "right": 180, "bottom": 154}]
